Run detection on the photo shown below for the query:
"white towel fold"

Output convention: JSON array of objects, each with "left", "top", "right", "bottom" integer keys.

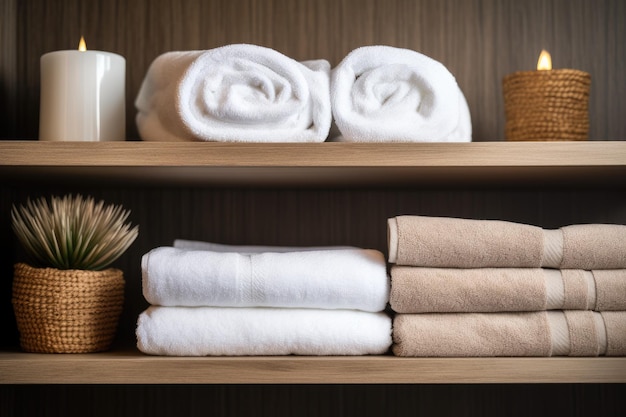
[
  {"left": 173, "top": 239, "right": 355, "bottom": 253},
  {"left": 142, "top": 246, "right": 389, "bottom": 311},
  {"left": 331, "top": 45, "right": 471, "bottom": 142},
  {"left": 136, "top": 306, "right": 392, "bottom": 356},
  {"left": 135, "top": 44, "right": 332, "bottom": 142}
]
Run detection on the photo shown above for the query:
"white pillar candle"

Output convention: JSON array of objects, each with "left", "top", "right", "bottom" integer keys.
[{"left": 39, "top": 38, "right": 125, "bottom": 141}]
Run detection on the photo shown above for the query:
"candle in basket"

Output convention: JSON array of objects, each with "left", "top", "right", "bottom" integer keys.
[
  {"left": 502, "top": 49, "right": 591, "bottom": 141},
  {"left": 39, "top": 37, "right": 125, "bottom": 141}
]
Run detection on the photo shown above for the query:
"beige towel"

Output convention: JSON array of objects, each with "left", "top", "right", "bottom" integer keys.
[
  {"left": 390, "top": 267, "right": 626, "bottom": 313},
  {"left": 388, "top": 216, "right": 544, "bottom": 267},
  {"left": 388, "top": 216, "right": 626, "bottom": 269},
  {"left": 595, "top": 270, "right": 626, "bottom": 311},
  {"left": 561, "top": 224, "right": 626, "bottom": 270},
  {"left": 392, "top": 311, "right": 625, "bottom": 357},
  {"left": 603, "top": 311, "right": 626, "bottom": 356}
]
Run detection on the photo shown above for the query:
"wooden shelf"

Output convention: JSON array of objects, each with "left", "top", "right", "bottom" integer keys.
[
  {"left": 2, "top": 140, "right": 625, "bottom": 385},
  {"left": 2, "top": 348, "right": 626, "bottom": 384},
  {"left": 1, "top": 141, "right": 625, "bottom": 187}
]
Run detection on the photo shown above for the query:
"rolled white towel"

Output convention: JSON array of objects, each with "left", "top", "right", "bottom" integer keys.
[
  {"left": 331, "top": 45, "right": 471, "bottom": 142},
  {"left": 136, "top": 306, "right": 392, "bottom": 356},
  {"left": 142, "top": 246, "right": 389, "bottom": 312},
  {"left": 135, "top": 44, "right": 332, "bottom": 142}
]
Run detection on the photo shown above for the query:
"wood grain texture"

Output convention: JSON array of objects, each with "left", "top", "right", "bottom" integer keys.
[
  {"left": 2, "top": 0, "right": 625, "bottom": 141},
  {"left": 1, "top": 384, "right": 624, "bottom": 417},
  {"left": 2, "top": 183, "right": 626, "bottom": 348},
  {"left": 1, "top": 142, "right": 626, "bottom": 188},
  {"left": 2, "top": 350, "right": 626, "bottom": 384},
  {"left": 1, "top": 2, "right": 626, "bottom": 415},
  {"left": 2, "top": 141, "right": 626, "bottom": 167},
  {"left": 0, "top": 0, "right": 18, "bottom": 139}
]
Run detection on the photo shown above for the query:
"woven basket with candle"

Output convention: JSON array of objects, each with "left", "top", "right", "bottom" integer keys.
[
  {"left": 503, "top": 50, "right": 591, "bottom": 141},
  {"left": 11, "top": 194, "right": 138, "bottom": 353}
]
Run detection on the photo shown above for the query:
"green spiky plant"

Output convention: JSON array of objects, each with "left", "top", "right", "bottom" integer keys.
[{"left": 11, "top": 194, "right": 138, "bottom": 271}]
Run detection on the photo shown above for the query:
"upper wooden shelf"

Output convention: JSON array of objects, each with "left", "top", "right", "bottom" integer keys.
[
  {"left": 1, "top": 349, "right": 625, "bottom": 384},
  {"left": 1, "top": 141, "right": 625, "bottom": 187}
]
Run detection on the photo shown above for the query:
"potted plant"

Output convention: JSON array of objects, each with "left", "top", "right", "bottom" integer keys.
[{"left": 11, "top": 194, "right": 138, "bottom": 353}]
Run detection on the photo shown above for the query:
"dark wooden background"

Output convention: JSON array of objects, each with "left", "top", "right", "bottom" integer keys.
[
  {"left": 1, "top": 0, "right": 625, "bottom": 141},
  {"left": 1, "top": 0, "right": 625, "bottom": 415}
]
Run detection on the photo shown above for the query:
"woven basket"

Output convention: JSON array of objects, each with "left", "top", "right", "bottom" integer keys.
[
  {"left": 12, "top": 263, "right": 125, "bottom": 353},
  {"left": 502, "top": 69, "right": 591, "bottom": 141}
]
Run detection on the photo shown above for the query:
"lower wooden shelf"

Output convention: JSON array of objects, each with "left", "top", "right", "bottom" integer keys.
[{"left": 1, "top": 348, "right": 625, "bottom": 384}]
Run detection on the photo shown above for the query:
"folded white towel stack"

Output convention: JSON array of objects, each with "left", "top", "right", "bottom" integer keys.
[
  {"left": 331, "top": 45, "right": 471, "bottom": 142},
  {"left": 137, "top": 241, "right": 392, "bottom": 356},
  {"left": 142, "top": 246, "right": 389, "bottom": 311},
  {"left": 137, "top": 306, "right": 392, "bottom": 356},
  {"left": 135, "top": 44, "right": 332, "bottom": 142}
]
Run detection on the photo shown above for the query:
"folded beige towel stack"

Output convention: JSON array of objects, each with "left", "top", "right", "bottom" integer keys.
[{"left": 388, "top": 215, "right": 626, "bottom": 357}]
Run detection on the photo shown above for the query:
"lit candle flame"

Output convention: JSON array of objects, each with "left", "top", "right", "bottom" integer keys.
[
  {"left": 78, "top": 36, "right": 87, "bottom": 52},
  {"left": 537, "top": 49, "right": 552, "bottom": 71}
]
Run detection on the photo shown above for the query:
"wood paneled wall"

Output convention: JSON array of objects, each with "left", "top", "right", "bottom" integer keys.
[
  {"left": 1, "top": 0, "right": 625, "bottom": 141},
  {"left": 2, "top": 184, "right": 626, "bottom": 347},
  {"left": 2, "top": 2, "right": 626, "bottom": 416},
  {"left": 2, "top": 383, "right": 625, "bottom": 417}
]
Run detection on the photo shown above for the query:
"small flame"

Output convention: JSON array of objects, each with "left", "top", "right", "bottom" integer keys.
[
  {"left": 78, "top": 36, "right": 87, "bottom": 52},
  {"left": 537, "top": 49, "right": 552, "bottom": 71}
]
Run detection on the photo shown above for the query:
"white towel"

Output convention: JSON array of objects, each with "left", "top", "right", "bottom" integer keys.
[
  {"left": 173, "top": 239, "right": 355, "bottom": 253},
  {"left": 331, "top": 45, "right": 471, "bottom": 142},
  {"left": 136, "top": 306, "right": 392, "bottom": 356},
  {"left": 135, "top": 44, "right": 332, "bottom": 142},
  {"left": 142, "top": 246, "right": 389, "bottom": 311}
]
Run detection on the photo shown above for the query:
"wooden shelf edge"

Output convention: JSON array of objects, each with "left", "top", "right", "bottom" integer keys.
[
  {"left": 2, "top": 141, "right": 625, "bottom": 187},
  {"left": 2, "top": 141, "right": 626, "bottom": 167},
  {"left": 1, "top": 349, "right": 625, "bottom": 384}
]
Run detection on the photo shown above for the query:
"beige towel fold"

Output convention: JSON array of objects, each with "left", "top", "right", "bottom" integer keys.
[
  {"left": 561, "top": 224, "right": 626, "bottom": 270},
  {"left": 392, "top": 311, "right": 626, "bottom": 357},
  {"left": 564, "top": 310, "right": 600, "bottom": 356},
  {"left": 595, "top": 270, "right": 626, "bottom": 311},
  {"left": 390, "top": 267, "right": 626, "bottom": 313},
  {"left": 393, "top": 312, "right": 552, "bottom": 357},
  {"left": 602, "top": 311, "right": 626, "bottom": 356},
  {"left": 388, "top": 215, "right": 626, "bottom": 269},
  {"left": 388, "top": 216, "right": 544, "bottom": 268},
  {"left": 390, "top": 267, "right": 546, "bottom": 313}
]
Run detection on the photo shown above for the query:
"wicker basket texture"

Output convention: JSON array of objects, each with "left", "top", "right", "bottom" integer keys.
[
  {"left": 503, "top": 69, "right": 591, "bottom": 141},
  {"left": 12, "top": 263, "right": 124, "bottom": 353}
]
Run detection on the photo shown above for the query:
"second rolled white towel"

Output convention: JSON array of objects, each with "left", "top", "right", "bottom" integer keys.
[
  {"left": 331, "top": 45, "right": 472, "bottom": 142},
  {"left": 142, "top": 246, "right": 389, "bottom": 312}
]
